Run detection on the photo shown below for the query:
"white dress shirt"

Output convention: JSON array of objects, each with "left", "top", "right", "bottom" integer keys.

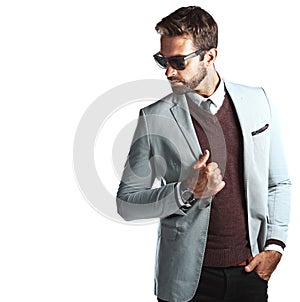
[{"left": 185, "top": 77, "right": 225, "bottom": 115}]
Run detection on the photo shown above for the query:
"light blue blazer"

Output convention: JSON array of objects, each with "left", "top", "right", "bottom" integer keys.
[{"left": 116, "top": 81, "right": 291, "bottom": 302}]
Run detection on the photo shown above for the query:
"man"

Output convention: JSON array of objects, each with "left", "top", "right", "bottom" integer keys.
[{"left": 116, "top": 6, "right": 291, "bottom": 302}]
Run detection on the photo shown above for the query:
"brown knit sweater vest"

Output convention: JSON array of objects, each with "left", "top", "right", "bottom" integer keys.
[{"left": 190, "top": 93, "right": 252, "bottom": 267}]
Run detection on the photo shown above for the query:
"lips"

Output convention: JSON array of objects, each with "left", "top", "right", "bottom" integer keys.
[{"left": 169, "top": 80, "right": 184, "bottom": 85}]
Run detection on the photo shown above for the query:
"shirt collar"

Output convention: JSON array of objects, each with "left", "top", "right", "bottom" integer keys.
[{"left": 185, "top": 77, "right": 225, "bottom": 114}]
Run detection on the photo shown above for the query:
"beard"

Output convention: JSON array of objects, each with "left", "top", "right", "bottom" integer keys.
[{"left": 168, "top": 65, "right": 207, "bottom": 95}]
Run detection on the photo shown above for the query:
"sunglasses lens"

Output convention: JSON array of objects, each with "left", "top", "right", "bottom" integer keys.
[
  {"left": 169, "top": 58, "right": 185, "bottom": 70},
  {"left": 154, "top": 55, "right": 168, "bottom": 68},
  {"left": 153, "top": 54, "right": 186, "bottom": 70}
]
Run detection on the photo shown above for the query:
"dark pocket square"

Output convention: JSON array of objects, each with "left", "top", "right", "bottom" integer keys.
[{"left": 251, "top": 124, "right": 269, "bottom": 136}]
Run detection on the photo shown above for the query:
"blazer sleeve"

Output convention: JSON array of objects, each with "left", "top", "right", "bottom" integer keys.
[
  {"left": 116, "top": 109, "right": 186, "bottom": 221},
  {"left": 266, "top": 94, "right": 291, "bottom": 245}
]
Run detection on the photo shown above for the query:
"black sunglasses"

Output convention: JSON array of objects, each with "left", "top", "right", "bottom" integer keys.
[{"left": 153, "top": 49, "right": 204, "bottom": 70}]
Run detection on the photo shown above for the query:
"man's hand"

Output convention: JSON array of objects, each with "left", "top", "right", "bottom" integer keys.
[
  {"left": 185, "top": 150, "right": 225, "bottom": 199},
  {"left": 245, "top": 250, "right": 282, "bottom": 281}
]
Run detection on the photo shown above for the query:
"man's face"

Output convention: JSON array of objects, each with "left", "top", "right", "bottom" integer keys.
[{"left": 160, "top": 35, "right": 207, "bottom": 94}]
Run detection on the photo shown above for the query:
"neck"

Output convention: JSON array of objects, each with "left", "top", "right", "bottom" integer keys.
[{"left": 194, "top": 70, "right": 220, "bottom": 98}]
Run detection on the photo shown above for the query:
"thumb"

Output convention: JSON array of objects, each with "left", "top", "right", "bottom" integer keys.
[
  {"left": 245, "top": 256, "right": 259, "bottom": 273},
  {"left": 193, "top": 150, "right": 210, "bottom": 169}
]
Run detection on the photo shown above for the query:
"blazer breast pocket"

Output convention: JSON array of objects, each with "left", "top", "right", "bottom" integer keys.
[
  {"left": 251, "top": 123, "right": 270, "bottom": 159},
  {"left": 251, "top": 124, "right": 269, "bottom": 136}
]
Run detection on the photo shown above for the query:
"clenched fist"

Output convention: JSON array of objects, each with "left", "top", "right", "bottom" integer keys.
[{"left": 184, "top": 150, "right": 225, "bottom": 199}]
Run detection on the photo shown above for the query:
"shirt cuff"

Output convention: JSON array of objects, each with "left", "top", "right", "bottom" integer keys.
[{"left": 264, "top": 244, "right": 284, "bottom": 255}]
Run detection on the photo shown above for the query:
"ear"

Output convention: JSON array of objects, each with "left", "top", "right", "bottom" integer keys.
[{"left": 204, "top": 48, "right": 218, "bottom": 64}]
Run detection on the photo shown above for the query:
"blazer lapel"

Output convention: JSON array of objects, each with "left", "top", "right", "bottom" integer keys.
[
  {"left": 169, "top": 93, "right": 201, "bottom": 160},
  {"left": 224, "top": 81, "right": 253, "bottom": 195}
]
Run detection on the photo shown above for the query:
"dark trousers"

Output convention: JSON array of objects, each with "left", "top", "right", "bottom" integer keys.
[{"left": 157, "top": 267, "right": 268, "bottom": 302}]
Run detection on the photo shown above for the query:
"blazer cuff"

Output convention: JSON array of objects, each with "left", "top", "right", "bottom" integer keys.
[
  {"left": 175, "top": 182, "right": 186, "bottom": 208},
  {"left": 266, "top": 239, "right": 286, "bottom": 249}
]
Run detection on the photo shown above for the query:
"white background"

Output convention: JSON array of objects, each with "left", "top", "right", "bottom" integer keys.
[{"left": 0, "top": 0, "right": 299, "bottom": 301}]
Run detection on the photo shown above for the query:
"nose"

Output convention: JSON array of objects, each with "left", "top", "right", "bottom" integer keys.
[{"left": 165, "top": 64, "right": 177, "bottom": 78}]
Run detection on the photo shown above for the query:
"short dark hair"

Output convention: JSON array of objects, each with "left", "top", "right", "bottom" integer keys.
[{"left": 155, "top": 6, "right": 218, "bottom": 51}]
